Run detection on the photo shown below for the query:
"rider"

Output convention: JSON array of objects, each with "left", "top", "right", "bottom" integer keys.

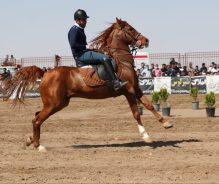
[{"left": 68, "top": 9, "right": 128, "bottom": 91}]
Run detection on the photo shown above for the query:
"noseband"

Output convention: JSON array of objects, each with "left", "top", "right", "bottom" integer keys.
[{"left": 121, "top": 28, "right": 141, "bottom": 42}]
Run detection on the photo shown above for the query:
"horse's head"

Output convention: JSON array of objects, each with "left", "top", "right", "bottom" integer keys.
[
  {"left": 90, "top": 18, "right": 149, "bottom": 53},
  {"left": 114, "top": 18, "right": 149, "bottom": 49}
]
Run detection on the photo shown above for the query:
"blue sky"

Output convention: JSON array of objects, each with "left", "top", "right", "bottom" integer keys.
[{"left": 1, "top": 0, "right": 219, "bottom": 59}]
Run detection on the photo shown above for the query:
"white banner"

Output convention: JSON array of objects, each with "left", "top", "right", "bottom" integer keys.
[
  {"left": 154, "top": 77, "right": 171, "bottom": 94},
  {"left": 206, "top": 75, "right": 219, "bottom": 94}
]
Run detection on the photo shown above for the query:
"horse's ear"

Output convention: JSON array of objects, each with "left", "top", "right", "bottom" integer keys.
[
  {"left": 116, "top": 17, "right": 125, "bottom": 28},
  {"left": 116, "top": 17, "right": 121, "bottom": 22}
]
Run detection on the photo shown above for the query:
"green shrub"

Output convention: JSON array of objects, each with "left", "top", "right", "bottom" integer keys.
[
  {"left": 159, "top": 87, "right": 169, "bottom": 102},
  {"left": 151, "top": 91, "right": 160, "bottom": 104},
  {"left": 190, "top": 87, "right": 199, "bottom": 102},
  {"left": 205, "top": 92, "right": 216, "bottom": 108}
]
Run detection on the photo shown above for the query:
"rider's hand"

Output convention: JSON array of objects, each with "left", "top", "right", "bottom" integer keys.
[{"left": 86, "top": 44, "right": 95, "bottom": 51}]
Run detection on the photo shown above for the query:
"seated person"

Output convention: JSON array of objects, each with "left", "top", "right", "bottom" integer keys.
[
  {"left": 194, "top": 66, "right": 200, "bottom": 76},
  {"left": 1, "top": 68, "right": 9, "bottom": 79},
  {"left": 68, "top": 9, "right": 130, "bottom": 91}
]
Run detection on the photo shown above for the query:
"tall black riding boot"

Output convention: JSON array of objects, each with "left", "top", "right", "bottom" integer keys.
[{"left": 102, "top": 58, "right": 128, "bottom": 91}]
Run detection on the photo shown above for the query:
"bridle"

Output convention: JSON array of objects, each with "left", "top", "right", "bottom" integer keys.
[
  {"left": 120, "top": 28, "right": 141, "bottom": 55},
  {"left": 121, "top": 27, "right": 141, "bottom": 42},
  {"left": 105, "top": 27, "right": 142, "bottom": 56}
]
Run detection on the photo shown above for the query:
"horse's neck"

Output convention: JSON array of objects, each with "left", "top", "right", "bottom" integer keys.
[{"left": 110, "top": 46, "right": 134, "bottom": 63}]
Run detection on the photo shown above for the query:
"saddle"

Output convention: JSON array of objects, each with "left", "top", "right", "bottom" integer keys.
[{"left": 77, "top": 60, "right": 117, "bottom": 87}]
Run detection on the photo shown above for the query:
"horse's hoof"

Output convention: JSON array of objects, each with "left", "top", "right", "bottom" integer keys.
[
  {"left": 25, "top": 136, "right": 33, "bottom": 147},
  {"left": 37, "top": 145, "right": 47, "bottom": 152},
  {"left": 163, "top": 122, "right": 173, "bottom": 129},
  {"left": 142, "top": 136, "right": 153, "bottom": 143}
]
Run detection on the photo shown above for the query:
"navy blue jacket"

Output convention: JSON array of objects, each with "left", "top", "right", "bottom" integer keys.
[{"left": 68, "top": 25, "right": 87, "bottom": 56}]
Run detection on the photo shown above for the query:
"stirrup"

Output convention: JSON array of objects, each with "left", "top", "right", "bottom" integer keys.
[{"left": 113, "top": 80, "right": 128, "bottom": 91}]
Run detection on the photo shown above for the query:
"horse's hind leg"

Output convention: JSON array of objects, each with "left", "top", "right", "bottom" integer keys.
[
  {"left": 31, "top": 107, "right": 53, "bottom": 151},
  {"left": 124, "top": 93, "right": 152, "bottom": 142},
  {"left": 27, "top": 98, "right": 70, "bottom": 151}
]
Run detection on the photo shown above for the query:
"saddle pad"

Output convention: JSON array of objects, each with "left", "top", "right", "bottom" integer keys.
[{"left": 79, "top": 67, "right": 107, "bottom": 87}]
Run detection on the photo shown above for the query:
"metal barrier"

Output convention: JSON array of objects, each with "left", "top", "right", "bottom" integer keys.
[
  {"left": 1, "top": 51, "right": 219, "bottom": 69},
  {"left": 149, "top": 53, "right": 181, "bottom": 65},
  {"left": 184, "top": 51, "right": 219, "bottom": 68},
  {"left": 15, "top": 56, "right": 76, "bottom": 68}
]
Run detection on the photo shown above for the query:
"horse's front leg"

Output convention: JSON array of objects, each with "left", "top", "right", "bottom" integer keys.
[
  {"left": 139, "top": 94, "right": 173, "bottom": 129},
  {"left": 124, "top": 93, "right": 152, "bottom": 143}
]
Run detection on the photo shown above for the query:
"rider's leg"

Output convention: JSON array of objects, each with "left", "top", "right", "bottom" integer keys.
[
  {"left": 76, "top": 51, "right": 128, "bottom": 91},
  {"left": 102, "top": 58, "right": 128, "bottom": 91}
]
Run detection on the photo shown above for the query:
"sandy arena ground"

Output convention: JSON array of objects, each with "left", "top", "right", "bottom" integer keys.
[{"left": 0, "top": 94, "right": 219, "bottom": 184}]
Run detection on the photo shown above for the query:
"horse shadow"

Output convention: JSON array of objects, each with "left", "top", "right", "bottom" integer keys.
[{"left": 70, "top": 139, "right": 201, "bottom": 149}]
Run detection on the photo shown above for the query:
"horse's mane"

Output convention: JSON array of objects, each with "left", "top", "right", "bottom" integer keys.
[{"left": 90, "top": 22, "right": 116, "bottom": 51}]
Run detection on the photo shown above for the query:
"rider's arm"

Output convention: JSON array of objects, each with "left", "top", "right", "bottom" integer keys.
[{"left": 68, "top": 27, "right": 87, "bottom": 51}]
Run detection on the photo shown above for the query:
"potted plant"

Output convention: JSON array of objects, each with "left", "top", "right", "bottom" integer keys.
[
  {"left": 205, "top": 92, "right": 216, "bottom": 117},
  {"left": 151, "top": 91, "right": 160, "bottom": 111},
  {"left": 159, "top": 87, "right": 171, "bottom": 116},
  {"left": 190, "top": 86, "right": 199, "bottom": 110}
]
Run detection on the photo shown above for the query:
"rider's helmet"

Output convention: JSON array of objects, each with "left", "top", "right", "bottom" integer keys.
[{"left": 74, "top": 9, "right": 89, "bottom": 20}]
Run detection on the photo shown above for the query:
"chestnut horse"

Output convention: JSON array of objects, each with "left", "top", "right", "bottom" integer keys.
[{"left": 3, "top": 18, "right": 172, "bottom": 152}]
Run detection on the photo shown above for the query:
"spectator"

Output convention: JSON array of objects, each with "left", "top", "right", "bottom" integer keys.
[
  {"left": 187, "top": 62, "right": 195, "bottom": 76},
  {"left": 55, "top": 54, "right": 61, "bottom": 67},
  {"left": 149, "top": 63, "right": 155, "bottom": 77},
  {"left": 180, "top": 66, "right": 188, "bottom": 76},
  {"left": 161, "top": 63, "right": 167, "bottom": 76},
  {"left": 194, "top": 65, "right": 200, "bottom": 76},
  {"left": 169, "top": 58, "right": 177, "bottom": 65},
  {"left": 167, "top": 63, "right": 177, "bottom": 77},
  {"left": 169, "top": 58, "right": 180, "bottom": 76},
  {"left": 176, "top": 63, "right": 182, "bottom": 76},
  {"left": 3, "top": 55, "right": 9, "bottom": 65},
  {"left": 199, "top": 63, "right": 207, "bottom": 75},
  {"left": 9, "top": 55, "right": 16, "bottom": 65},
  {"left": 141, "top": 64, "right": 151, "bottom": 77},
  {"left": 1, "top": 68, "right": 9, "bottom": 79},
  {"left": 210, "top": 63, "right": 218, "bottom": 75},
  {"left": 139, "top": 62, "right": 145, "bottom": 74},
  {"left": 136, "top": 68, "right": 141, "bottom": 77},
  {"left": 6, "top": 70, "right": 12, "bottom": 78},
  {"left": 177, "top": 63, "right": 182, "bottom": 71},
  {"left": 153, "top": 64, "right": 162, "bottom": 77},
  {"left": 207, "top": 63, "right": 213, "bottom": 74}
]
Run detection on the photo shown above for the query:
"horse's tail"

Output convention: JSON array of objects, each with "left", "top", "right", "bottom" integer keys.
[{"left": 2, "top": 65, "right": 45, "bottom": 104}]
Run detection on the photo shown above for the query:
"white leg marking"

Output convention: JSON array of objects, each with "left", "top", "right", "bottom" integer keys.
[
  {"left": 137, "top": 125, "right": 152, "bottom": 143},
  {"left": 37, "top": 145, "right": 47, "bottom": 152},
  {"left": 163, "top": 121, "right": 173, "bottom": 129},
  {"left": 138, "top": 125, "right": 149, "bottom": 138}
]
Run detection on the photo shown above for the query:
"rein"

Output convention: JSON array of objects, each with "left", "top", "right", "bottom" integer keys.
[
  {"left": 121, "top": 28, "right": 141, "bottom": 42},
  {"left": 120, "top": 28, "right": 140, "bottom": 55},
  {"left": 105, "top": 28, "right": 140, "bottom": 56}
]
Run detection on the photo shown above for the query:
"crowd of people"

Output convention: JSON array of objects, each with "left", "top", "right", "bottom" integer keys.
[
  {"left": 2, "top": 54, "right": 16, "bottom": 66},
  {"left": 0, "top": 55, "right": 17, "bottom": 80},
  {"left": 1, "top": 55, "right": 219, "bottom": 80},
  {"left": 136, "top": 58, "right": 219, "bottom": 78},
  {"left": 0, "top": 54, "right": 61, "bottom": 80}
]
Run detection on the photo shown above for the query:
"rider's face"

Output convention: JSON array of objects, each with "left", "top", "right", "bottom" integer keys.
[{"left": 77, "top": 19, "right": 87, "bottom": 28}]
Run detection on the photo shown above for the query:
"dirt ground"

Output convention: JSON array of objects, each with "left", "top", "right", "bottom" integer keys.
[{"left": 0, "top": 94, "right": 219, "bottom": 184}]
